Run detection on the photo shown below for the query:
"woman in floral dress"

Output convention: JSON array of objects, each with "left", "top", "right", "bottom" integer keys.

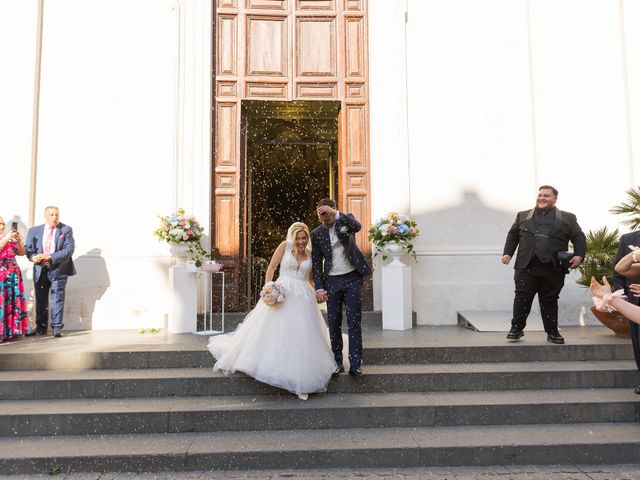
[{"left": 0, "top": 217, "right": 29, "bottom": 341}]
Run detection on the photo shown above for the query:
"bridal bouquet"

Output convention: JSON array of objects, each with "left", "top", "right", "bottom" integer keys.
[
  {"left": 368, "top": 212, "right": 420, "bottom": 260},
  {"left": 260, "top": 281, "right": 286, "bottom": 307},
  {"left": 154, "top": 208, "right": 209, "bottom": 266}
]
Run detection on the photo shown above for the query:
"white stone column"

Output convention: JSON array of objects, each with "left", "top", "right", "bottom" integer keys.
[
  {"left": 369, "top": 0, "right": 412, "bottom": 311},
  {"left": 173, "top": 0, "right": 212, "bottom": 225},
  {"left": 169, "top": 0, "right": 212, "bottom": 333}
]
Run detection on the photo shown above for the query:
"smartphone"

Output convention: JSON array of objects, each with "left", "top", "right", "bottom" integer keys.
[{"left": 10, "top": 222, "right": 18, "bottom": 232}]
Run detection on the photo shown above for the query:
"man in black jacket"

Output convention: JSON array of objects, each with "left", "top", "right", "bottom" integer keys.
[
  {"left": 613, "top": 230, "right": 640, "bottom": 393},
  {"left": 502, "top": 186, "right": 586, "bottom": 344}
]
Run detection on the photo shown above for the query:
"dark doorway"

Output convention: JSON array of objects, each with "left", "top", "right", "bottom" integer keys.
[{"left": 241, "top": 100, "right": 340, "bottom": 307}]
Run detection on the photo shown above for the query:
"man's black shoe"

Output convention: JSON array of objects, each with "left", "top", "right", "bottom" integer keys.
[
  {"left": 634, "top": 386, "right": 640, "bottom": 394},
  {"left": 26, "top": 327, "right": 47, "bottom": 337},
  {"left": 332, "top": 365, "right": 345, "bottom": 377},
  {"left": 53, "top": 330, "right": 64, "bottom": 338},
  {"left": 547, "top": 332, "right": 565, "bottom": 344},
  {"left": 348, "top": 368, "right": 364, "bottom": 378},
  {"left": 506, "top": 327, "right": 524, "bottom": 340}
]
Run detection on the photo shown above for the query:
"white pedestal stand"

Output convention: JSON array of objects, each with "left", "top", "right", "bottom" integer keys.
[
  {"left": 169, "top": 261, "right": 197, "bottom": 333},
  {"left": 381, "top": 245, "right": 412, "bottom": 331},
  {"left": 193, "top": 268, "right": 225, "bottom": 336}
]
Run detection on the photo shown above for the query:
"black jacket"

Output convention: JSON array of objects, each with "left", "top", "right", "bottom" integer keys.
[{"left": 503, "top": 208, "right": 586, "bottom": 270}]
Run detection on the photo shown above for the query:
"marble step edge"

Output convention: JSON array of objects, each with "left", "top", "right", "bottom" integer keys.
[
  {"left": 0, "top": 344, "right": 635, "bottom": 371},
  {"left": 1, "top": 389, "right": 639, "bottom": 437},
  {"left": 1, "top": 364, "right": 638, "bottom": 400},
  {"left": 0, "top": 423, "right": 639, "bottom": 474}
]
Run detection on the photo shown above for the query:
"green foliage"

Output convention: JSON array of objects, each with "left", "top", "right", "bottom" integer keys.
[
  {"left": 576, "top": 227, "right": 619, "bottom": 287},
  {"left": 609, "top": 186, "right": 640, "bottom": 231}
]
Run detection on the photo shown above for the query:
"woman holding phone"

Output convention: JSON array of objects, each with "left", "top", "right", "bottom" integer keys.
[{"left": 0, "top": 217, "right": 29, "bottom": 341}]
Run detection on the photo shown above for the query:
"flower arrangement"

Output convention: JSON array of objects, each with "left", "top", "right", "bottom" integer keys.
[
  {"left": 154, "top": 208, "right": 209, "bottom": 266},
  {"left": 260, "top": 281, "right": 286, "bottom": 307},
  {"left": 368, "top": 212, "right": 420, "bottom": 260}
]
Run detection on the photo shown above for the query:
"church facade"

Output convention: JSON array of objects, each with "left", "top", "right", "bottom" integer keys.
[{"left": 2, "top": 0, "right": 639, "bottom": 330}]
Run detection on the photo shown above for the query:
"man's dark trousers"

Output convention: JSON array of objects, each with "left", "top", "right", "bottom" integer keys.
[
  {"left": 512, "top": 257, "right": 565, "bottom": 333},
  {"left": 34, "top": 269, "right": 68, "bottom": 331},
  {"left": 325, "top": 270, "right": 363, "bottom": 371}
]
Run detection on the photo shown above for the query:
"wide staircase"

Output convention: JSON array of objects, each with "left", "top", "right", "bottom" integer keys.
[{"left": 0, "top": 327, "right": 639, "bottom": 474}]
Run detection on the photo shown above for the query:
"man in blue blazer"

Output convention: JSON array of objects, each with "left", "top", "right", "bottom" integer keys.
[
  {"left": 311, "top": 198, "right": 372, "bottom": 377},
  {"left": 25, "top": 206, "right": 76, "bottom": 337}
]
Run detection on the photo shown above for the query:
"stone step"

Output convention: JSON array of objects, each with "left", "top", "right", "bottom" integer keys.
[
  {"left": 1, "top": 389, "right": 638, "bottom": 436},
  {"left": 1, "top": 423, "right": 639, "bottom": 473},
  {"left": 0, "top": 342, "right": 634, "bottom": 371},
  {"left": 208, "top": 310, "right": 416, "bottom": 332},
  {"left": 1, "top": 361, "right": 638, "bottom": 400}
]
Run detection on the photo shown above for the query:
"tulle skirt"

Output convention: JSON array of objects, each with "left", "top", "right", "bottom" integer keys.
[{"left": 207, "top": 277, "right": 337, "bottom": 395}]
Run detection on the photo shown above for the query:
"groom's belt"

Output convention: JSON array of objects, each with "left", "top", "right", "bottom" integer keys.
[{"left": 328, "top": 268, "right": 357, "bottom": 278}]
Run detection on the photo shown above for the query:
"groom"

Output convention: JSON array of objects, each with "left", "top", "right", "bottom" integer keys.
[{"left": 311, "top": 198, "right": 372, "bottom": 377}]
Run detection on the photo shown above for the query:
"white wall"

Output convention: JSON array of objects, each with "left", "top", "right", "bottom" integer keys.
[
  {"left": 0, "top": 0, "right": 212, "bottom": 330},
  {"left": 370, "top": 0, "right": 640, "bottom": 325},
  {"left": 4, "top": 0, "right": 638, "bottom": 329},
  {"left": 0, "top": 0, "right": 38, "bottom": 223},
  {"left": 34, "top": 0, "right": 178, "bottom": 329}
]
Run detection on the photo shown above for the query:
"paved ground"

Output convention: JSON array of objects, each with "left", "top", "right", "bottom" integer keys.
[{"left": 2, "top": 465, "right": 640, "bottom": 479}]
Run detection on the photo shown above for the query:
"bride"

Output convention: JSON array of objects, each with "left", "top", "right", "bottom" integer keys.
[{"left": 207, "top": 222, "right": 337, "bottom": 400}]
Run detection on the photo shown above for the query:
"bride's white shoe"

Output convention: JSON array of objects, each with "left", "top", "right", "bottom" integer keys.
[{"left": 297, "top": 393, "right": 308, "bottom": 400}]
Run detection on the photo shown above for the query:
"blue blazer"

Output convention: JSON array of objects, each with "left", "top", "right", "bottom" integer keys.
[
  {"left": 311, "top": 213, "right": 372, "bottom": 291},
  {"left": 26, "top": 223, "right": 77, "bottom": 281}
]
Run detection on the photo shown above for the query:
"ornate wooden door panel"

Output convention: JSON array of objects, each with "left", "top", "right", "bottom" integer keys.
[{"left": 214, "top": 0, "right": 370, "bottom": 310}]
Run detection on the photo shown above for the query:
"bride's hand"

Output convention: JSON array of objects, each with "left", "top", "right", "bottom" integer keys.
[{"left": 589, "top": 276, "right": 612, "bottom": 299}]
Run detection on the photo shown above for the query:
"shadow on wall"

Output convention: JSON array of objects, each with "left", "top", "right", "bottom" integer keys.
[
  {"left": 65, "top": 248, "right": 110, "bottom": 330},
  {"left": 416, "top": 190, "right": 517, "bottom": 251}
]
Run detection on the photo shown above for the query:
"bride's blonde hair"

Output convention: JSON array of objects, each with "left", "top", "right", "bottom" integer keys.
[{"left": 287, "top": 222, "right": 311, "bottom": 253}]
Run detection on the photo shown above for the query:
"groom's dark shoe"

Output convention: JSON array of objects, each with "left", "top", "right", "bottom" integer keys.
[
  {"left": 332, "top": 365, "right": 345, "bottom": 377},
  {"left": 349, "top": 368, "right": 364, "bottom": 378},
  {"left": 506, "top": 327, "right": 524, "bottom": 340},
  {"left": 546, "top": 331, "right": 565, "bottom": 345}
]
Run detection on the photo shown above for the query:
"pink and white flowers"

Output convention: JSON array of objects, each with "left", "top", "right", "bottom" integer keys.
[
  {"left": 260, "top": 281, "right": 286, "bottom": 307},
  {"left": 154, "top": 208, "right": 209, "bottom": 266},
  {"left": 368, "top": 212, "right": 420, "bottom": 260}
]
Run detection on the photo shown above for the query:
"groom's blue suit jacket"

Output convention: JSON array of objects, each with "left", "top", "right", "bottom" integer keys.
[
  {"left": 26, "top": 223, "right": 77, "bottom": 282},
  {"left": 311, "top": 213, "right": 372, "bottom": 292}
]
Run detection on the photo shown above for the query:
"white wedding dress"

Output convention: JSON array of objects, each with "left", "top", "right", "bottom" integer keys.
[{"left": 207, "top": 242, "right": 337, "bottom": 395}]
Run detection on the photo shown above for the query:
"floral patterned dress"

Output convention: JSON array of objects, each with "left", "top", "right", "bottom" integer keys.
[{"left": 0, "top": 236, "right": 29, "bottom": 341}]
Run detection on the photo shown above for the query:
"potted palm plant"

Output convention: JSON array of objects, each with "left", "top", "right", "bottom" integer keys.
[
  {"left": 577, "top": 187, "right": 640, "bottom": 337},
  {"left": 576, "top": 227, "right": 629, "bottom": 337}
]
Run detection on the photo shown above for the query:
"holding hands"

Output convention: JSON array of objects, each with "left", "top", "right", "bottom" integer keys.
[
  {"left": 316, "top": 290, "right": 328, "bottom": 303},
  {"left": 32, "top": 253, "right": 50, "bottom": 265}
]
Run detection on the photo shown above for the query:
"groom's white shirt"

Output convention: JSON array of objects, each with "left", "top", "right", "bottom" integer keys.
[{"left": 328, "top": 212, "right": 355, "bottom": 276}]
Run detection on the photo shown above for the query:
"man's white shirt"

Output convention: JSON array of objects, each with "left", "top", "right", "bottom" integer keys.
[{"left": 327, "top": 212, "right": 355, "bottom": 276}]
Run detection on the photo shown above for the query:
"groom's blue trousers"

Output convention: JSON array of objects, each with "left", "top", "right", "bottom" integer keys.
[{"left": 325, "top": 270, "right": 363, "bottom": 370}]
